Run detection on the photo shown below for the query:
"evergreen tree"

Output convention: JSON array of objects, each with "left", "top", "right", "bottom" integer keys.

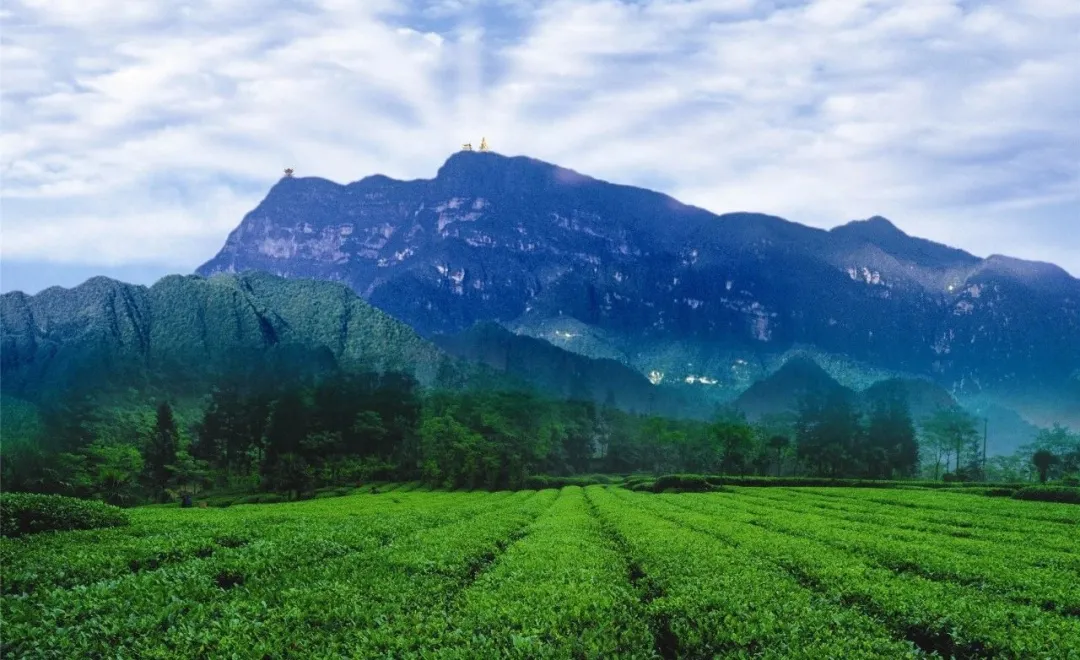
[
  {"left": 263, "top": 390, "right": 308, "bottom": 465},
  {"left": 796, "top": 389, "right": 862, "bottom": 477},
  {"left": 144, "top": 401, "right": 179, "bottom": 498},
  {"left": 865, "top": 383, "right": 918, "bottom": 479},
  {"left": 260, "top": 390, "right": 312, "bottom": 497},
  {"left": 195, "top": 386, "right": 236, "bottom": 475}
]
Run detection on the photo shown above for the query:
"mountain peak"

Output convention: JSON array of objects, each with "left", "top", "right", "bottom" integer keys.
[
  {"left": 433, "top": 151, "right": 595, "bottom": 192},
  {"left": 437, "top": 150, "right": 529, "bottom": 176},
  {"left": 734, "top": 355, "right": 851, "bottom": 419},
  {"left": 772, "top": 355, "right": 841, "bottom": 382},
  {"left": 195, "top": 151, "right": 1080, "bottom": 427},
  {"left": 830, "top": 215, "right": 979, "bottom": 270},
  {"left": 832, "top": 215, "right": 907, "bottom": 238}
]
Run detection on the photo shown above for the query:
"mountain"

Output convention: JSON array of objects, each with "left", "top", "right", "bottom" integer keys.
[
  {"left": 2, "top": 271, "right": 697, "bottom": 426},
  {"left": 858, "top": 378, "right": 1041, "bottom": 457},
  {"left": 733, "top": 357, "right": 962, "bottom": 422},
  {"left": 733, "top": 355, "right": 855, "bottom": 420},
  {"left": 434, "top": 322, "right": 707, "bottom": 417},
  {"left": 735, "top": 357, "right": 1040, "bottom": 456},
  {"left": 0, "top": 272, "right": 461, "bottom": 406},
  {"left": 197, "top": 151, "right": 1080, "bottom": 427},
  {"left": 861, "top": 377, "right": 958, "bottom": 424}
]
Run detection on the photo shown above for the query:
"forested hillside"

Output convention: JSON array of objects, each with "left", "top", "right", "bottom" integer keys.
[
  {"left": 3, "top": 273, "right": 1077, "bottom": 506},
  {"left": 0, "top": 272, "right": 459, "bottom": 405},
  {"left": 433, "top": 322, "right": 708, "bottom": 418}
]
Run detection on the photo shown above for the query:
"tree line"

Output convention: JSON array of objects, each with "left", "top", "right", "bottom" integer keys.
[{"left": 2, "top": 372, "right": 1076, "bottom": 504}]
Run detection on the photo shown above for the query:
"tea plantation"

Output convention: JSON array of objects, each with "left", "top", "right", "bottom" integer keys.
[{"left": 3, "top": 485, "right": 1079, "bottom": 658}]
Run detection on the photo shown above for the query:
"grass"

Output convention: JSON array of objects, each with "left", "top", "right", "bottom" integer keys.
[{"left": 3, "top": 486, "right": 1078, "bottom": 658}]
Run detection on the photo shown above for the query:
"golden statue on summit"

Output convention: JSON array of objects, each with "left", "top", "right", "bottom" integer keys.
[{"left": 461, "top": 138, "right": 490, "bottom": 152}]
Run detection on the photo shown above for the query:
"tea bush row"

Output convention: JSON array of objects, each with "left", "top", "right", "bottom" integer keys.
[
  {"left": 0, "top": 493, "right": 129, "bottom": 538},
  {"left": 585, "top": 486, "right": 919, "bottom": 658},
  {"left": 632, "top": 489, "right": 1080, "bottom": 657}
]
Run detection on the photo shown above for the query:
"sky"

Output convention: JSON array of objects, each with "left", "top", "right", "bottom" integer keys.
[{"left": 2, "top": 0, "right": 1079, "bottom": 294}]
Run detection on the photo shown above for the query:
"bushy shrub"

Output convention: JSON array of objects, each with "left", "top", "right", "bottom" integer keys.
[
  {"left": 230, "top": 493, "right": 288, "bottom": 505},
  {"left": 1, "top": 493, "right": 129, "bottom": 538},
  {"left": 1012, "top": 486, "right": 1080, "bottom": 504},
  {"left": 651, "top": 474, "right": 713, "bottom": 493},
  {"left": 201, "top": 496, "right": 236, "bottom": 508},
  {"left": 950, "top": 487, "right": 1018, "bottom": 498},
  {"left": 524, "top": 475, "right": 552, "bottom": 489},
  {"left": 711, "top": 476, "right": 1026, "bottom": 490},
  {"left": 523, "top": 474, "right": 619, "bottom": 490}
]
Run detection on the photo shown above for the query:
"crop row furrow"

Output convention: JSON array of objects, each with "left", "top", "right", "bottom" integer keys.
[
  {"left": 203, "top": 488, "right": 559, "bottom": 658},
  {"left": 588, "top": 487, "right": 920, "bottom": 659},
  {"left": 584, "top": 488, "right": 679, "bottom": 660},
  {"left": 1, "top": 489, "right": 511, "bottom": 596},
  {"left": 707, "top": 490, "right": 1080, "bottom": 615},
  {"left": 748, "top": 488, "right": 1080, "bottom": 554},
  {"left": 634, "top": 490, "right": 1080, "bottom": 658},
  {"left": 0, "top": 490, "right": 534, "bottom": 658},
  {"left": 794, "top": 487, "right": 1080, "bottom": 526},
  {"left": 407, "top": 486, "right": 659, "bottom": 659}
]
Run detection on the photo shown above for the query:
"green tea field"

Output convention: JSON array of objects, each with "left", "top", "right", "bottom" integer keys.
[{"left": 3, "top": 485, "right": 1079, "bottom": 659}]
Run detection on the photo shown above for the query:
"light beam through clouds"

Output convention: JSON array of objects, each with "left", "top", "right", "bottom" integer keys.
[{"left": 2, "top": 0, "right": 1078, "bottom": 292}]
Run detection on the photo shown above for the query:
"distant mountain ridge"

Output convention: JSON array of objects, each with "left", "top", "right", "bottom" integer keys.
[
  {"left": 733, "top": 356, "right": 854, "bottom": 420},
  {"left": 193, "top": 151, "right": 1080, "bottom": 428},
  {"left": 732, "top": 355, "right": 1041, "bottom": 455},
  {"left": 0, "top": 273, "right": 709, "bottom": 422},
  {"left": 434, "top": 322, "right": 709, "bottom": 418},
  {"left": 0, "top": 272, "right": 459, "bottom": 404}
]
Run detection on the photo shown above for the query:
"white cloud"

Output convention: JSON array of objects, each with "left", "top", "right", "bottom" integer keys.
[{"left": 2, "top": 0, "right": 1078, "bottom": 278}]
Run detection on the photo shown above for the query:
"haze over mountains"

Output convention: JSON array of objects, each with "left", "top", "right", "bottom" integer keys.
[
  {"left": 2, "top": 151, "right": 1075, "bottom": 458},
  {"left": 196, "top": 151, "right": 1080, "bottom": 430},
  {"left": 0, "top": 272, "right": 704, "bottom": 429}
]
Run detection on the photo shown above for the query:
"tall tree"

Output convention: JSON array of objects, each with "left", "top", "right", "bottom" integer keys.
[
  {"left": 865, "top": 383, "right": 918, "bottom": 479},
  {"left": 767, "top": 435, "right": 790, "bottom": 477},
  {"left": 195, "top": 386, "right": 238, "bottom": 476},
  {"left": 1030, "top": 425, "right": 1080, "bottom": 480},
  {"left": 144, "top": 401, "right": 179, "bottom": 497},
  {"left": 710, "top": 414, "right": 755, "bottom": 476},
  {"left": 921, "top": 407, "right": 980, "bottom": 478},
  {"left": 1032, "top": 449, "right": 1056, "bottom": 484},
  {"left": 263, "top": 390, "right": 308, "bottom": 466},
  {"left": 796, "top": 389, "right": 862, "bottom": 477}
]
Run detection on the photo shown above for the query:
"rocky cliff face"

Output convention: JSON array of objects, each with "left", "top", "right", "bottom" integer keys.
[{"left": 197, "top": 151, "right": 1080, "bottom": 426}]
